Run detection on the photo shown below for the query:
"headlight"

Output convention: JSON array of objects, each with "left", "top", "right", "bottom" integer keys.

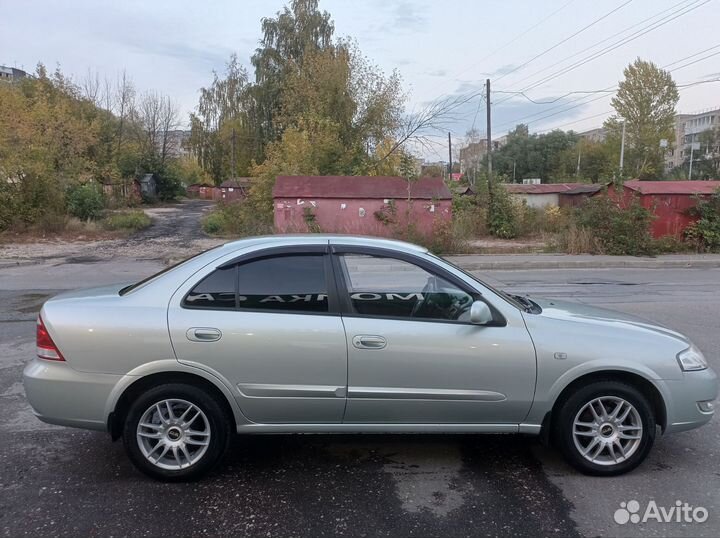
[{"left": 677, "top": 346, "right": 708, "bottom": 372}]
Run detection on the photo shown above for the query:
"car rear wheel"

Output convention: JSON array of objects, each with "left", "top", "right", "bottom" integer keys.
[
  {"left": 556, "top": 381, "right": 656, "bottom": 476},
  {"left": 123, "top": 383, "right": 231, "bottom": 481}
]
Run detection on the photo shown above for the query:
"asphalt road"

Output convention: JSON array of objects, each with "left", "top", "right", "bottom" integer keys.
[{"left": 1, "top": 257, "right": 719, "bottom": 537}]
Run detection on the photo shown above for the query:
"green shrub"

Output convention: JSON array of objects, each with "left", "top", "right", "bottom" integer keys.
[
  {"left": 66, "top": 184, "right": 105, "bottom": 220},
  {"left": 652, "top": 235, "right": 689, "bottom": 253},
  {"left": 487, "top": 185, "right": 519, "bottom": 239},
  {"left": 202, "top": 201, "right": 273, "bottom": 237},
  {"left": 685, "top": 191, "right": 720, "bottom": 252},
  {"left": 103, "top": 210, "right": 151, "bottom": 232},
  {"left": 574, "top": 195, "right": 655, "bottom": 255},
  {"left": 202, "top": 211, "right": 228, "bottom": 235}
]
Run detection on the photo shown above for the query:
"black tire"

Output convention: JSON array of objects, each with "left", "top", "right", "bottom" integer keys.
[
  {"left": 123, "top": 383, "right": 231, "bottom": 481},
  {"left": 555, "top": 381, "right": 656, "bottom": 476}
]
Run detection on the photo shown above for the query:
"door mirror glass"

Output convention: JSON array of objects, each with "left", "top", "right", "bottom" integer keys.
[{"left": 470, "top": 301, "right": 493, "bottom": 325}]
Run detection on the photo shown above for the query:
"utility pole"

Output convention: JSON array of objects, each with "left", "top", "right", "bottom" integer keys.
[
  {"left": 448, "top": 132, "right": 452, "bottom": 180},
  {"left": 688, "top": 141, "right": 700, "bottom": 180},
  {"left": 486, "top": 79, "right": 492, "bottom": 184},
  {"left": 576, "top": 143, "right": 582, "bottom": 178},
  {"left": 231, "top": 127, "right": 237, "bottom": 179},
  {"left": 619, "top": 120, "right": 626, "bottom": 175}
]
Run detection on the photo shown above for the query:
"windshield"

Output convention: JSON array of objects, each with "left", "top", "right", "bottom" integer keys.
[{"left": 119, "top": 247, "right": 220, "bottom": 296}]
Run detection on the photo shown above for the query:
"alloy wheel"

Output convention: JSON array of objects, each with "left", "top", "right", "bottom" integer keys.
[
  {"left": 572, "top": 396, "right": 643, "bottom": 466},
  {"left": 136, "top": 398, "right": 211, "bottom": 470}
]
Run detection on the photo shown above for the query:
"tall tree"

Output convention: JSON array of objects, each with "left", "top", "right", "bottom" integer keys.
[
  {"left": 251, "top": 0, "right": 335, "bottom": 144},
  {"left": 188, "top": 55, "right": 256, "bottom": 182},
  {"left": 605, "top": 58, "right": 678, "bottom": 179},
  {"left": 491, "top": 128, "right": 578, "bottom": 182}
]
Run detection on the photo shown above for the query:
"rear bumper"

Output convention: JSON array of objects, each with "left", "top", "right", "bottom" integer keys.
[
  {"left": 663, "top": 367, "right": 718, "bottom": 434},
  {"left": 23, "top": 358, "right": 121, "bottom": 432}
]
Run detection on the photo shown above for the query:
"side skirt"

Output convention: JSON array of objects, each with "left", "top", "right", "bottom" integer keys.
[{"left": 235, "top": 423, "right": 543, "bottom": 434}]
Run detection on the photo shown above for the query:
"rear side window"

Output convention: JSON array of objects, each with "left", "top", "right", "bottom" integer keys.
[
  {"left": 183, "top": 266, "right": 236, "bottom": 309},
  {"left": 237, "top": 255, "right": 328, "bottom": 313},
  {"left": 183, "top": 254, "right": 328, "bottom": 313}
]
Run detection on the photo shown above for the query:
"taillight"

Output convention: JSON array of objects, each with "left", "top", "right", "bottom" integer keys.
[{"left": 37, "top": 315, "right": 65, "bottom": 361}]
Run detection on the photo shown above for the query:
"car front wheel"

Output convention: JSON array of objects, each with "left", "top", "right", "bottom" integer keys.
[
  {"left": 123, "top": 383, "right": 231, "bottom": 481},
  {"left": 556, "top": 381, "right": 656, "bottom": 476}
]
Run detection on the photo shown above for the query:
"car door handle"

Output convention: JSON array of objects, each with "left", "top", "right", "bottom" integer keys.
[
  {"left": 186, "top": 327, "right": 222, "bottom": 342},
  {"left": 352, "top": 335, "right": 387, "bottom": 350}
]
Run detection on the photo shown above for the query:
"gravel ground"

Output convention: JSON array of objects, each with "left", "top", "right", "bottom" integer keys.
[{"left": 0, "top": 200, "right": 223, "bottom": 264}]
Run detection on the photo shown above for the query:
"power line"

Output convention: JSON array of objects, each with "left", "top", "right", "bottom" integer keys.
[
  {"left": 656, "top": 42, "right": 720, "bottom": 69},
  {"left": 494, "top": 89, "right": 616, "bottom": 104},
  {"left": 535, "top": 109, "right": 614, "bottom": 134},
  {"left": 493, "top": 42, "right": 720, "bottom": 132},
  {"left": 534, "top": 77, "right": 720, "bottom": 134},
  {"left": 450, "top": 0, "right": 577, "bottom": 84},
  {"left": 468, "top": 93, "right": 485, "bottom": 133},
  {"left": 500, "top": 0, "right": 698, "bottom": 90},
  {"left": 495, "top": 0, "right": 711, "bottom": 105},
  {"left": 668, "top": 49, "right": 720, "bottom": 72},
  {"left": 677, "top": 77, "right": 720, "bottom": 87},
  {"left": 493, "top": 0, "right": 634, "bottom": 84}
]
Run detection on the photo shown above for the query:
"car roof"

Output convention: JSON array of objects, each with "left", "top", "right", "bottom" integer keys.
[
  {"left": 122, "top": 235, "right": 429, "bottom": 297},
  {"left": 219, "top": 234, "right": 428, "bottom": 255}
]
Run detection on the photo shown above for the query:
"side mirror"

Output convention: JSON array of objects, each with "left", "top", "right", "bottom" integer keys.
[{"left": 470, "top": 300, "right": 494, "bottom": 325}]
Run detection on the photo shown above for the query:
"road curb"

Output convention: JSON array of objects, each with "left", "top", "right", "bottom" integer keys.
[
  {"left": 449, "top": 258, "right": 720, "bottom": 271},
  {"left": 0, "top": 259, "right": 40, "bottom": 269}
]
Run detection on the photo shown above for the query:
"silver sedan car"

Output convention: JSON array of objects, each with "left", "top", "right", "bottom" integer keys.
[{"left": 24, "top": 235, "right": 717, "bottom": 481}]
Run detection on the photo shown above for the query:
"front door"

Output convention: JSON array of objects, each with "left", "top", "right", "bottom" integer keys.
[
  {"left": 169, "top": 250, "right": 348, "bottom": 424},
  {"left": 333, "top": 250, "right": 536, "bottom": 424}
]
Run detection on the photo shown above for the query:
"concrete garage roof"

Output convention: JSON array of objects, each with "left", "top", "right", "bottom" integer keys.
[
  {"left": 502, "top": 183, "right": 592, "bottom": 194},
  {"left": 623, "top": 180, "right": 720, "bottom": 195},
  {"left": 273, "top": 175, "right": 452, "bottom": 199}
]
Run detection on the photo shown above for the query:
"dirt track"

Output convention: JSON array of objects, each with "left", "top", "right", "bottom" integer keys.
[{"left": 0, "top": 200, "right": 223, "bottom": 265}]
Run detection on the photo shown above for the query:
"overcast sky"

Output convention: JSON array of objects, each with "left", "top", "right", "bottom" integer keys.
[{"left": 2, "top": 0, "right": 719, "bottom": 161}]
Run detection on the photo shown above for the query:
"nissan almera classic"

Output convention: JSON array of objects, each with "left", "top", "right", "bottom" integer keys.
[{"left": 24, "top": 235, "right": 717, "bottom": 481}]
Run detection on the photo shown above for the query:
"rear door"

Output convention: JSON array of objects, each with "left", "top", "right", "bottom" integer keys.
[{"left": 168, "top": 246, "right": 348, "bottom": 424}]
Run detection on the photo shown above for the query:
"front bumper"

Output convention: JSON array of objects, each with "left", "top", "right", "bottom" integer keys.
[
  {"left": 663, "top": 367, "right": 718, "bottom": 434},
  {"left": 23, "top": 358, "right": 122, "bottom": 432}
]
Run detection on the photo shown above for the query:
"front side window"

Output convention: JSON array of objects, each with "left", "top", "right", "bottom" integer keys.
[
  {"left": 183, "top": 255, "right": 329, "bottom": 313},
  {"left": 338, "top": 254, "right": 474, "bottom": 321}
]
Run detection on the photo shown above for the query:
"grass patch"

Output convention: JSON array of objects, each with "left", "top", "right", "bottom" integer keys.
[{"left": 102, "top": 210, "right": 151, "bottom": 232}]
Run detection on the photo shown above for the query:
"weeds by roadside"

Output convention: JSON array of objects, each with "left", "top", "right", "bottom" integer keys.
[
  {"left": 102, "top": 211, "right": 152, "bottom": 233},
  {"left": 202, "top": 201, "right": 273, "bottom": 237}
]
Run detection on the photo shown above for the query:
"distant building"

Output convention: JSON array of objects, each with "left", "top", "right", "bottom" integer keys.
[
  {"left": 665, "top": 108, "right": 720, "bottom": 171},
  {"left": 187, "top": 183, "right": 220, "bottom": 200},
  {"left": 219, "top": 178, "right": 253, "bottom": 201},
  {"left": 494, "top": 135, "right": 508, "bottom": 149},
  {"left": 577, "top": 127, "right": 607, "bottom": 143},
  {"left": 162, "top": 130, "right": 191, "bottom": 158},
  {"left": 459, "top": 141, "right": 487, "bottom": 174},
  {"left": 503, "top": 182, "right": 601, "bottom": 208},
  {"left": 576, "top": 109, "right": 720, "bottom": 173},
  {"left": 0, "top": 65, "right": 28, "bottom": 82},
  {"left": 135, "top": 174, "right": 157, "bottom": 199},
  {"left": 420, "top": 161, "right": 446, "bottom": 177}
]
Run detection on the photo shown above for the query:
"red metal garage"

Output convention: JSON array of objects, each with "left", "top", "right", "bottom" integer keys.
[
  {"left": 605, "top": 180, "right": 720, "bottom": 238},
  {"left": 273, "top": 175, "right": 452, "bottom": 238}
]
